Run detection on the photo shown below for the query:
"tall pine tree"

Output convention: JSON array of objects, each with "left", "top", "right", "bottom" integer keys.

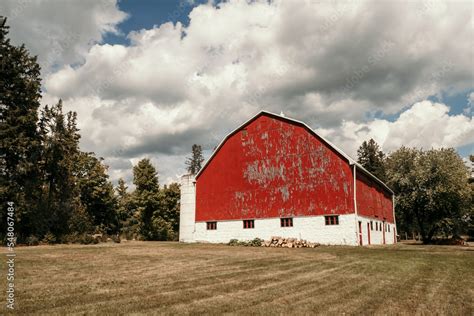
[
  {"left": 0, "top": 21, "right": 42, "bottom": 240},
  {"left": 132, "top": 158, "right": 160, "bottom": 240},
  {"left": 357, "top": 139, "right": 386, "bottom": 181},
  {"left": 158, "top": 183, "right": 180, "bottom": 239},
  {"left": 116, "top": 178, "right": 138, "bottom": 239},
  {"left": 37, "top": 101, "right": 82, "bottom": 238},
  {"left": 185, "top": 144, "right": 204, "bottom": 175}
]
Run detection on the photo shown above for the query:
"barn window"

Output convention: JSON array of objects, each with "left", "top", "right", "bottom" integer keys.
[
  {"left": 325, "top": 215, "right": 339, "bottom": 225},
  {"left": 243, "top": 220, "right": 254, "bottom": 229},
  {"left": 206, "top": 222, "right": 217, "bottom": 230},
  {"left": 370, "top": 221, "right": 373, "bottom": 230},
  {"left": 280, "top": 218, "right": 293, "bottom": 227}
]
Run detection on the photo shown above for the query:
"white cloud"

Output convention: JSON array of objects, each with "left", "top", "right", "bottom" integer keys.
[
  {"left": 317, "top": 100, "right": 474, "bottom": 158},
  {"left": 5, "top": 0, "right": 473, "bottom": 183},
  {"left": 0, "top": 0, "right": 127, "bottom": 72}
]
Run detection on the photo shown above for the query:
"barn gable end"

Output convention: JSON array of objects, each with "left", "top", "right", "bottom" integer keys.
[{"left": 195, "top": 112, "right": 354, "bottom": 221}]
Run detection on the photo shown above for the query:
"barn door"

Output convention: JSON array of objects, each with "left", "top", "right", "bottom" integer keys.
[
  {"left": 367, "top": 222, "right": 371, "bottom": 245},
  {"left": 358, "top": 221, "right": 363, "bottom": 246}
]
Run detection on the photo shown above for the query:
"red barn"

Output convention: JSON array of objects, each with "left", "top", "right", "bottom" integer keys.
[{"left": 180, "top": 111, "right": 396, "bottom": 245}]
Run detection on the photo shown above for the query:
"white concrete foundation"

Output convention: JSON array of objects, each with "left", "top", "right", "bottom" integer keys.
[{"left": 193, "top": 214, "right": 359, "bottom": 246}]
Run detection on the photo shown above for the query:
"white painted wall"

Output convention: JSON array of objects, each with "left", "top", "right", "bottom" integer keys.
[
  {"left": 179, "top": 175, "right": 196, "bottom": 242},
  {"left": 357, "top": 215, "right": 396, "bottom": 245},
  {"left": 193, "top": 214, "right": 359, "bottom": 246}
]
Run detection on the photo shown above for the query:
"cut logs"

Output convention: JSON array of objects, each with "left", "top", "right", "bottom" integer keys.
[{"left": 262, "top": 236, "right": 320, "bottom": 248}]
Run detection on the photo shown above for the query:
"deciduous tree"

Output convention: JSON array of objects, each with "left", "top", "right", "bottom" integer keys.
[
  {"left": 386, "top": 147, "right": 471, "bottom": 243},
  {"left": 75, "top": 152, "right": 117, "bottom": 234}
]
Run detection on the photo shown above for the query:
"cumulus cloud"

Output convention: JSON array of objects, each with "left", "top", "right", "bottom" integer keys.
[
  {"left": 0, "top": 0, "right": 127, "bottom": 72},
  {"left": 6, "top": 0, "right": 473, "bottom": 183},
  {"left": 317, "top": 100, "right": 474, "bottom": 158}
]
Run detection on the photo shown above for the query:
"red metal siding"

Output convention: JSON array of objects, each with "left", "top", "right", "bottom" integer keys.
[
  {"left": 356, "top": 172, "right": 394, "bottom": 223},
  {"left": 195, "top": 114, "right": 355, "bottom": 221}
]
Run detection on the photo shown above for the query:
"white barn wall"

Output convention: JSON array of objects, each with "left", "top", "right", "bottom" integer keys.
[
  {"left": 193, "top": 214, "right": 359, "bottom": 246},
  {"left": 357, "top": 215, "right": 396, "bottom": 245}
]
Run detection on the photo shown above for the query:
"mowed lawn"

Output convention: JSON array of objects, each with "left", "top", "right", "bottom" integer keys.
[{"left": 1, "top": 242, "right": 473, "bottom": 315}]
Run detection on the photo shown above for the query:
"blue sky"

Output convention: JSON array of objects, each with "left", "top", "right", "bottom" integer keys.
[{"left": 104, "top": 0, "right": 210, "bottom": 45}]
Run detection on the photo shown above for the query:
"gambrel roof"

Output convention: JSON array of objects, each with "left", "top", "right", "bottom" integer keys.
[{"left": 195, "top": 110, "right": 393, "bottom": 195}]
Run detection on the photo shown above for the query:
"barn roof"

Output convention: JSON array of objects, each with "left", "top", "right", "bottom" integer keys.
[{"left": 195, "top": 110, "right": 393, "bottom": 195}]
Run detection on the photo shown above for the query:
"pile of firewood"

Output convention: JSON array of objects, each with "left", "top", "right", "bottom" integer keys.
[{"left": 262, "top": 236, "right": 320, "bottom": 248}]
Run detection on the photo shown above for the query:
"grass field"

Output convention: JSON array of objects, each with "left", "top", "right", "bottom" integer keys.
[{"left": 1, "top": 241, "right": 473, "bottom": 315}]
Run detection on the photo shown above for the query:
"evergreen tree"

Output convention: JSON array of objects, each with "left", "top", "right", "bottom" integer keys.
[
  {"left": 116, "top": 178, "right": 138, "bottom": 239},
  {"left": 185, "top": 144, "right": 204, "bottom": 175},
  {"left": 0, "top": 21, "right": 42, "bottom": 241},
  {"left": 75, "top": 152, "right": 117, "bottom": 234},
  {"left": 357, "top": 139, "right": 386, "bottom": 181},
  {"left": 37, "top": 101, "right": 82, "bottom": 238},
  {"left": 157, "top": 183, "right": 180, "bottom": 239},
  {"left": 467, "top": 155, "right": 474, "bottom": 239},
  {"left": 132, "top": 159, "right": 160, "bottom": 240},
  {"left": 116, "top": 178, "right": 128, "bottom": 200},
  {"left": 133, "top": 158, "right": 159, "bottom": 193},
  {"left": 116, "top": 178, "right": 129, "bottom": 222}
]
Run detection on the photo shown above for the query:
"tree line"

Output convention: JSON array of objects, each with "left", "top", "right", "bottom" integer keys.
[
  {"left": 1, "top": 20, "right": 472, "bottom": 246},
  {"left": 357, "top": 139, "right": 473, "bottom": 243},
  {"left": 0, "top": 22, "right": 204, "bottom": 244}
]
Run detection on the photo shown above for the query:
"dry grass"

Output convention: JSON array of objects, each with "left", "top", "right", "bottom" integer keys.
[{"left": 1, "top": 241, "right": 473, "bottom": 315}]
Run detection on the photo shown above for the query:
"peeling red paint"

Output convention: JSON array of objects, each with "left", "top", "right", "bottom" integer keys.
[
  {"left": 356, "top": 172, "right": 394, "bottom": 223},
  {"left": 196, "top": 114, "right": 360, "bottom": 221}
]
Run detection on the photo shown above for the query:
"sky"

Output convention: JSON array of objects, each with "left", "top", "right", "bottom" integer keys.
[{"left": 1, "top": 0, "right": 473, "bottom": 186}]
